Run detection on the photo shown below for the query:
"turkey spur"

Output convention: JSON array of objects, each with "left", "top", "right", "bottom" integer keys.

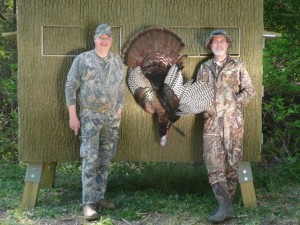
[{"left": 122, "top": 27, "right": 213, "bottom": 147}]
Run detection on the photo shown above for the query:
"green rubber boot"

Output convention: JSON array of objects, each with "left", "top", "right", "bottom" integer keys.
[{"left": 208, "top": 182, "right": 233, "bottom": 224}]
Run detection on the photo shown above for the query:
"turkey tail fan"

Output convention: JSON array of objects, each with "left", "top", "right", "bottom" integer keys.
[
  {"left": 176, "top": 81, "right": 214, "bottom": 116},
  {"left": 122, "top": 27, "right": 186, "bottom": 68}
]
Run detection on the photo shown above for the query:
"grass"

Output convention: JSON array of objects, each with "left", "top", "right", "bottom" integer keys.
[{"left": 0, "top": 160, "right": 299, "bottom": 225}]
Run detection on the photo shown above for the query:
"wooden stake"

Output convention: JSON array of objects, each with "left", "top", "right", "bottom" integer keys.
[{"left": 238, "top": 161, "right": 258, "bottom": 208}]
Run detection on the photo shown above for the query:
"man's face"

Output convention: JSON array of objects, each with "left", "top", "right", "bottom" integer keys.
[
  {"left": 94, "top": 34, "right": 112, "bottom": 51},
  {"left": 210, "top": 35, "right": 229, "bottom": 57}
]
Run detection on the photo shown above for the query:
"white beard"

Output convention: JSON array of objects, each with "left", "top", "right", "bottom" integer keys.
[{"left": 211, "top": 49, "right": 227, "bottom": 57}]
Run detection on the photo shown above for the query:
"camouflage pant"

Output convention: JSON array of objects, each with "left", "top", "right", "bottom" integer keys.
[
  {"left": 203, "top": 114, "right": 244, "bottom": 198},
  {"left": 79, "top": 109, "right": 121, "bottom": 205}
]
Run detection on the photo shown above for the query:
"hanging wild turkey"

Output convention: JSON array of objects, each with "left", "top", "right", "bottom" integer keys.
[{"left": 122, "top": 27, "right": 214, "bottom": 147}]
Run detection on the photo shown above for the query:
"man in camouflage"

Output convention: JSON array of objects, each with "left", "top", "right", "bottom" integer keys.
[
  {"left": 65, "top": 24, "right": 125, "bottom": 220},
  {"left": 197, "top": 30, "right": 255, "bottom": 223}
]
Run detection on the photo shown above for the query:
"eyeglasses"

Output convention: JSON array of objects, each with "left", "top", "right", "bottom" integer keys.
[
  {"left": 211, "top": 40, "right": 228, "bottom": 45},
  {"left": 98, "top": 37, "right": 112, "bottom": 42}
]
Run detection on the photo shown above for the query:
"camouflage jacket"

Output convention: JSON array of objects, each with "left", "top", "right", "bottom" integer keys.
[
  {"left": 197, "top": 56, "right": 255, "bottom": 118},
  {"left": 65, "top": 50, "right": 125, "bottom": 113}
]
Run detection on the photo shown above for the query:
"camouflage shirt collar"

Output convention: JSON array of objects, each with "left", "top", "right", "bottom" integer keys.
[{"left": 93, "top": 50, "right": 111, "bottom": 61}]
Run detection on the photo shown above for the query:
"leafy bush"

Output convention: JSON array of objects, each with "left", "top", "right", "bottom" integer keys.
[
  {"left": 0, "top": 71, "right": 18, "bottom": 161},
  {"left": 262, "top": 37, "right": 300, "bottom": 162},
  {"left": 262, "top": 0, "right": 300, "bottom": 163},
  {"left": 0, "top": 12, "right": 18, "bottom": 162}
]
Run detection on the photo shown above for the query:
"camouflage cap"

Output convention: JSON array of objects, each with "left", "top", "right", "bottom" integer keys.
[
  {"left": 95, "top": 24, "right": 112, "bottom": 37},
  {"left": 205, "top": 29, "right": 232, "bottom": 49}
]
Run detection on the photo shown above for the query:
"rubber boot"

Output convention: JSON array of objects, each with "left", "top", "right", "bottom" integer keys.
[
  {"left": 211, "top": 178, "right": 237, "bottom": 217},
  {"left": 208, "top": 182, "right": 233, "bottom": 224}
]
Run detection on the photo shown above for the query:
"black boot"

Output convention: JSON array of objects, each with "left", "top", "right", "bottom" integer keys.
[{"left": 208, "top": 182, "right": 233, "bottom": 224}]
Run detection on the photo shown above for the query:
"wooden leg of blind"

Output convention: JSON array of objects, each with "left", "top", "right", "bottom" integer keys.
[
  {"left": 21, "top": 162, "right": 57, "bottom": 209},
  {"left": 238, "top": 161, "right": 258, "bottom": 208},
  {"left": 40, "top": 162, "right": 57, "bottom": 188},
  {"left": 240, "top": 181, "right": 258, "bottom": 208}
]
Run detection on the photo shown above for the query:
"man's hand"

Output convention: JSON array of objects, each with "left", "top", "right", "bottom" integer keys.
[
  {"left": 69, "top": 115, "right": 80, "bottom": 135},
  {"left": 116, "top": 108, "right": 122, "bottom": 117},
  {"left": 68, "top": 105, "right": 80, "bottom": 135}
]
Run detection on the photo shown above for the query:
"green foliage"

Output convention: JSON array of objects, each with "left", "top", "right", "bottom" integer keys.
[
  {"left": 0, "top": 0, "right": 15, "bottom": 15},
  {"left": 0, "top": 9, "right": 18, "bottom": 162},
  {"left": 264, "top": 0, "right": 300, "bottom": 36},
  {"left": 0, "top": 161, "right": 26, "bottom": 211},
  {"left": 290, "top": 151, "right": 300, "bottom": 175},
  {"left": 262, "top": 0, "right": 300, "bottom": 162},
  {"left": 0, "top": 62, "right": 18, "bottom": 162},
  {"left": 262, "top": 37, "right": 300, "bottom": 162}
]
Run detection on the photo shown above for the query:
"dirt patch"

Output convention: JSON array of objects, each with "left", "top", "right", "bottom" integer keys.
[
  {"left": 14, "top": 212, "right": 240, "bottom": 225},
  {"left": 2, "top": 209, "right": 299, "bottom": 225},
  {"left": 0, "top": 210, "right": 8, "bottom": 221}
]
